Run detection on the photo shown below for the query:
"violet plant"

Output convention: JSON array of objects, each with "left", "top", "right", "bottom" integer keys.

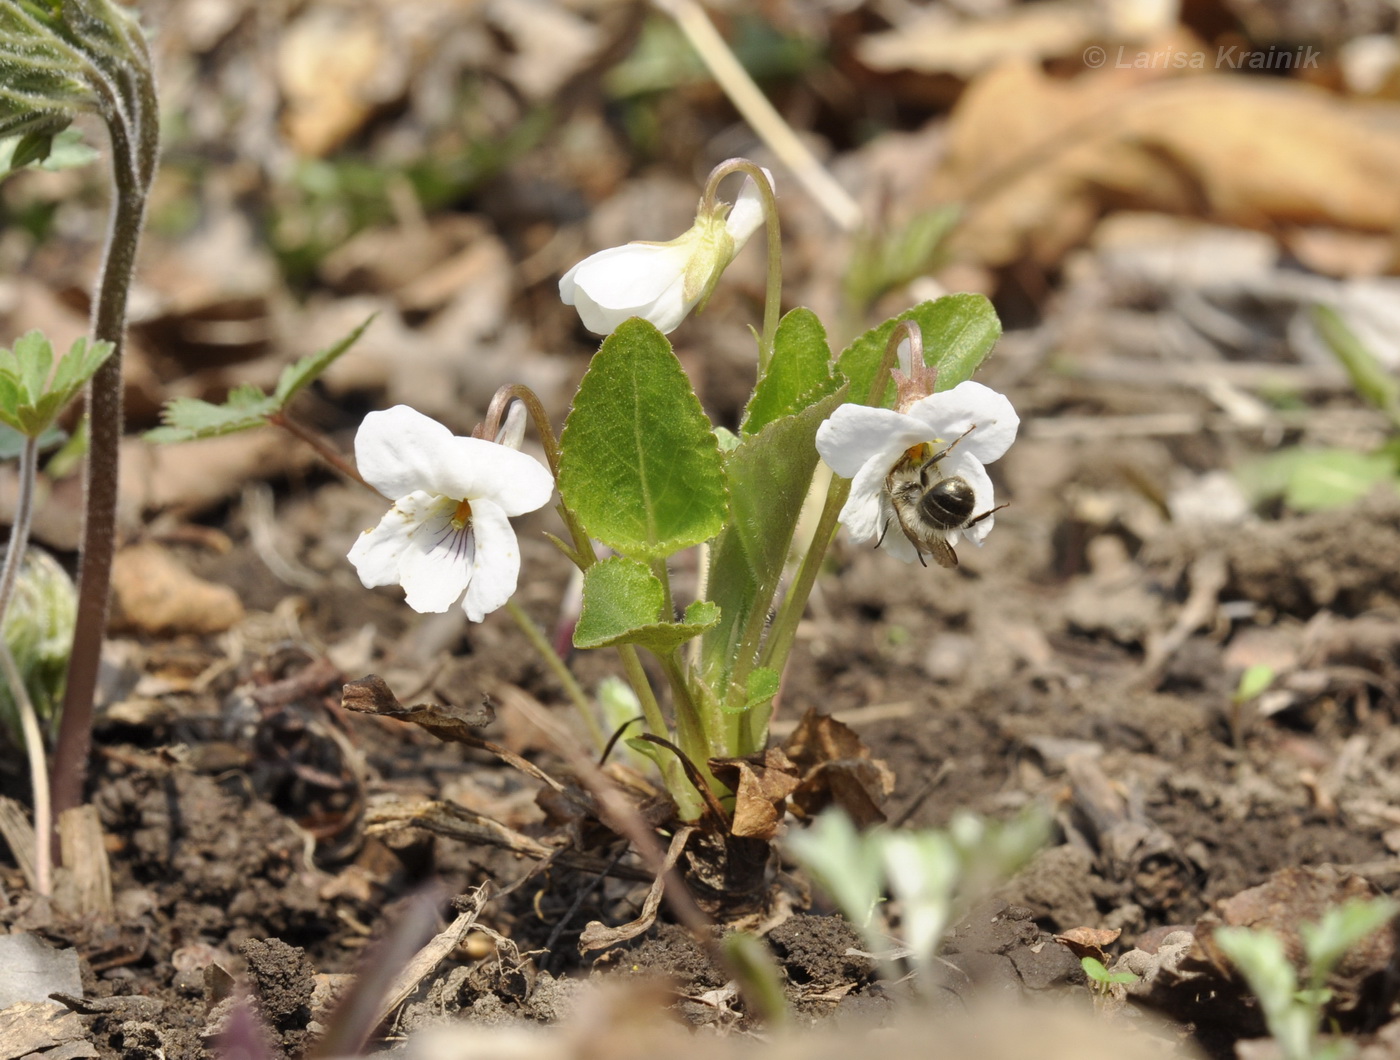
[{"left": 334, "top": 159, "right": 1020, "bottom": 822}]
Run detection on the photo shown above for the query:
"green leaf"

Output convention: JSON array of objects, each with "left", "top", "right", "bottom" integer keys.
[
  {"left": 0, "top": 331, "right": 111, "bottom": 436},
  {"left": 147, "top": 318, "right": 373, "bottom": 443},
  {"left": 842, "top": 204, "right": 959, "bottom": 313},
  {"left": 558, "top": 318, "right": 728, "bottom": 559},
  {"left": 1313, "top": 305, "right": 1400, "bottom": 419},
  {"left": 1234, "top": 663, "right": 1275, "bottom": 703},
  {"left": 835, "top": 294, "right": 1002, "bottom": 408},
  {"left": 12, "top": 329, "right": 53, "bottom": 402},
  {"left": 574, "top": 556, "right": 720, "bottom": 653},
  {"left": 144, "top": 386, "right": 279, "bottom": 443},
  {"left": 700, "top": 386, "right": 845, "bottom": 701},
  {"left": 717, "top": 666, "right": 780, "bottom": 716},
  {"left": 742, "top": 308, "right": 839, "bottom": 435},
  {"left": 1240, "top": 446, "right": 1398, "bottom": 511},
  {"left": 272, "top": 314, "right": 376, "bottom": 405}
]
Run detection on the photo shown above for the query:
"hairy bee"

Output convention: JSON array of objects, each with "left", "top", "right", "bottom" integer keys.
[{"left": 880, "top": 428, "right": 1004, "bottom": 568}]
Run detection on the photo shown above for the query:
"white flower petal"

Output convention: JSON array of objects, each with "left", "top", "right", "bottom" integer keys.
[
  {"left": 906, "top": 381, "right": 1019, "bottom": 465},
  {"left": 724, "top": 172, "right": 770, "bottom": 246},
  {"left": 837, "top": 473, "right": 884, "bottom": 543},
  {"left": 429, "top": 436, "right": 554, "bottom": 517},
  {"left": 395, "top": 497, "right": 475, "bottom": 613},
  {"left": 815, "top": 404, "right": 929, "bottom": 478},
  {"left": 355, "top": 406, "right": 459, "bottom": 500},
  {"left": 560, "top": 244, "right": 693, "bottom": 335},
  {"left": 347, "top": 492, "right": 433, "bottom": 589},
  {"left": 460, "top": 499, "right": 520, "bottom": 622}
]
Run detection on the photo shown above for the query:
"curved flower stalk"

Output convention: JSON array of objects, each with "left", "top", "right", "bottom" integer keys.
[
  {"left": 815, "top": 380, "right": 1019, "bottom": 566},
  {"left": 347, "top": 406, "right": 554, "bottom": 621},
  {"left": 559, "top": 169, "right": 771, "bottom": 336}
]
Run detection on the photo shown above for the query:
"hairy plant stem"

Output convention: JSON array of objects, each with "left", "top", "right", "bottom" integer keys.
[
  {"left": 480, "top": 386, "right": 696, "bottom": 806},
  {"left": 702, "top": 158, "right": 782, "bottom": 371},
  {"left": 0, "top": 435, "right": 51, "bottom": 893},
  {"left": 51, "top": 40, "right": 160, "bottom": 818}
]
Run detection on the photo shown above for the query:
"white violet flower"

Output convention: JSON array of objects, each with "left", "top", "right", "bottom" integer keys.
[
  {"left": 815, "top": 380, "right": 1019, "bottom": 567},
  {"left": 559, "top": 172, "right": 769, "bottom": 336},
  {"left": 347, "top": 405, "right": 554, "bottom": 621}
]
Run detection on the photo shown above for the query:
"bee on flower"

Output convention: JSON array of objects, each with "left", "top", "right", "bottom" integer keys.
[{"left": 816, "top": 357, "right": 1019, "bottom": 567}]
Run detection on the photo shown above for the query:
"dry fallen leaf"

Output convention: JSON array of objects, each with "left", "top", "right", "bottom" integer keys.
[
  {"left": 1053, "top": 925, "right": 1122, "bottom": 963},
  {"left": 931, "top": 61, "right": 1400, "bottom": 267},
  {"left": 710, "top": 748, "right": 801, "bottom": 841},
  {"left": 783, "top": 710, "right": 895, "bottom": 827},
  {"left": 109, "top": 542, "right": 244, "bottom": 636}
]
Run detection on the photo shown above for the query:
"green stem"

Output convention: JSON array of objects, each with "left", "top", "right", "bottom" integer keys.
[
  {"left": 617, "top": 643, "right": 702, "bottom": 820},
  {"left": 51, "top": 29, "right": 159, "bottom": 818},
  {"left": 0, "top": 435, "right": 39, "bottom": 629},
  {"left": 752, "top": 321, "right": 912, "bottom": 731},
  {"left": 270, "top": 411, "right": 373, "bottom": 493},
  {"left": 0, "top": 435, "right": 51, "bottom": 894},
  {"left": 757, "top": 474, "right": 848, "bottom": 681},
  {"left": 504, "top": 598, "right": 607, "bottom": 753},
  {"left": 0, "top": 641, "right": 50, "bottom": 897},
  {"left": 702, "top": 158, "right": 781, "bottom": 372}
]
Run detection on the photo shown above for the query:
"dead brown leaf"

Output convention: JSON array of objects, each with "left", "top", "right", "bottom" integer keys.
[
  {"left": 932, "top": 61, "right": 1400, "bottom": 267},
  {"left": 783, "top": 710, "right": 895, "bottom": 827},
  {"left": 108, "top": 542, "right": 244, "bottom": 636},
  {"left": 710, "top": 748, "right": 801, "bottom": 841},
  {"left": 1054, "top": 925, "right": 1122, "bottom": 963}
]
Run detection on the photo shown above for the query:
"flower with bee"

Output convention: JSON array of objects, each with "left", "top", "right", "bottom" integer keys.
[{"left": 815, "top": 379, "right": 1019, "bottom": 567}]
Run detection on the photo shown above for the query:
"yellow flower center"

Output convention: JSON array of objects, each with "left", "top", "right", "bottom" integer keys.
[{"left": 451, "top": 498, "right": 473, "bottom": 529}]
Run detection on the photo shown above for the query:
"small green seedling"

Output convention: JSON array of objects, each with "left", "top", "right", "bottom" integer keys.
[
  {"left": 786, "top": 807, "right": 1048, "bottom": 985},
  {"left": 1229, "top": 663, "right": 1276, "bottom": 747},
  {"left": 1081, "top": 955, "right": 1138, "bottom": 988},
  {"left": 1213, "top": 896, "right": 1398, "bottom": 1060}
]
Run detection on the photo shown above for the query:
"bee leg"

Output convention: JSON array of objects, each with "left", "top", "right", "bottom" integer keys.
[
  {"left": 923, "top": 424, "right": 979, "bottom": 470},
  {"left": 876, "top": 516, "right": 891, "bottom": 548},
  {"left": 965, "top": 501, "right": 1010, "bottom": 528}
]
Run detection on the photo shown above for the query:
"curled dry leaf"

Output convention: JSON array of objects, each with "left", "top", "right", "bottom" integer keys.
[
  {"left": 782, "top": 710, "right": 895, "bottom": 827},
  {"left": 578, "top": 827, "right": 695, "bottom": 953},
  {"left": 1053, "top": 925, "right": 1123, "bottom": 964},
  {"left": 710, "top": 748, "right": 802, "bottom": 841}
]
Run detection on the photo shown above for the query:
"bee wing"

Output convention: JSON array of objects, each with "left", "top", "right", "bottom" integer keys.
[{"left": 926, "top": 537, "right": 959, "bottom": 568}]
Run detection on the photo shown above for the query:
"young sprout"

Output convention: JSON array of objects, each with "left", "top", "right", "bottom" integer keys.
[
  {"left": 1229, "top": 663, "right": 1276, "bottom": 747},
  {"left": 1213, "top": 896, "right": 1398, "bottom": 1060}
]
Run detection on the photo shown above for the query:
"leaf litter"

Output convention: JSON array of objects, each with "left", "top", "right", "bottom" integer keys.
[{"left": 4, "top": 0, "right": 1400, "bottom": 1057}]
